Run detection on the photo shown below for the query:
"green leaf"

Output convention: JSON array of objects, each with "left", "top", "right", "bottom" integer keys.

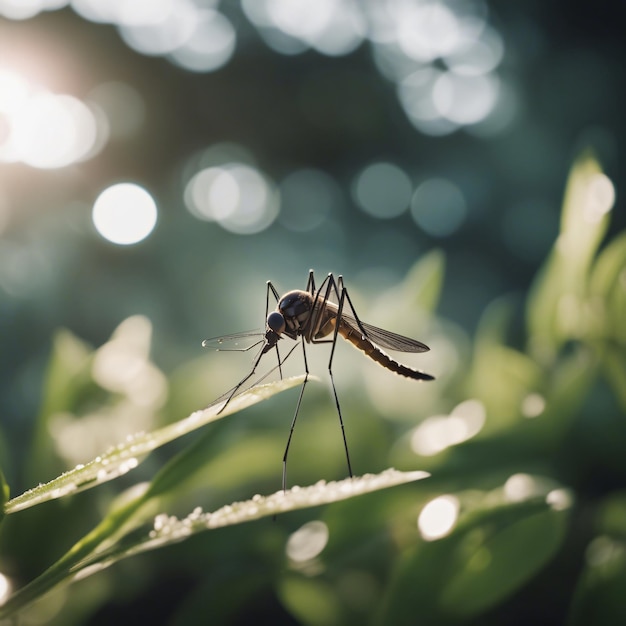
[
  {"left": 440, "top": 507, "right": 567, "bottom": 615},
  {"left": 569, "top": 493, "right": 626, "bottom": 625},
  {"left": 468, "top": 298, "right": 542, "bottom": 431},
  {"left": 4, "top": 376, "right": 308, "bottom": 514},
  {"left": 279, "top": 576, "right": 343, "bottom": 626},
  {"left": 0, "top": 469, "right": 429, "bottom": 619},
  {"left": 599, "top": 345, "right": 626, "bottom": 412},
  {"left": 379, "top": 490, "right": 571, "bottom": 625},
  {"left": 589, "top": 231, "right": 626, "bottom": 347},
  {"left": 527, "top": 150, "right": 613, "bottom": 362},
  {"left": 0, "top": 467, "right": 8, "bottom": 523},
  {"left": 404, "top": 249, "right": 446, "bottom": 313},
  {"left": 113, "top": 469, "right": 430, "bottom": 561},
  {"left": 26, "top": 329, "right": 94, "bottom": 486}
]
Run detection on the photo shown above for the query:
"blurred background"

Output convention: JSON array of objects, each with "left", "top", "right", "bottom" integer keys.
[{"left": 0, "top": 1, "right": 625, "bottom": 625}]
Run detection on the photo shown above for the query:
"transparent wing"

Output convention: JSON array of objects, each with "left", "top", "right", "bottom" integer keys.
[
  {"left": 202, "top": 330, "right": 264, "bottom": 351},
  {"left": 341, "top": 314, "right": 430, "bottom": 353}
]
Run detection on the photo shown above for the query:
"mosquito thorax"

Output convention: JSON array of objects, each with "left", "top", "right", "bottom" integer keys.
[{"left": 278, "top": 290, "right": 313, "bottom": 320}]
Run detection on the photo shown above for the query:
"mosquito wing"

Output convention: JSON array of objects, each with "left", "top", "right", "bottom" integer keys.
[
  {"left": 202, "top": 330, "right": 265, "bottom": 351},
  {"left": 340, "top": 314, "right": 430, "bottom": 353}
]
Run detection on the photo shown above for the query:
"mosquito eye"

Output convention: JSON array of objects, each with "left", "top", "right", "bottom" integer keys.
[{"left": 267, "top": 311, "right": 285, "bottom": 334}]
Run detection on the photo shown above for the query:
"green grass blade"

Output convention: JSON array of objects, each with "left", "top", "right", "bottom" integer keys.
[
  {"left": 0, "top": 469, "right": 429, "bottom": 619},
  {"left": 75, "top": 469, "right": 430, "bottom": 575},
  {"left": 0, "top": 467, "right": 8, "bottom": 525},
  {"left": 4, "top": 376, "right": 307, "bottom": 514}
]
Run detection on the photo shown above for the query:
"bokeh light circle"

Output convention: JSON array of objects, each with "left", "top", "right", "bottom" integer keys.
[
  {"left": 411, "top": 178, "right": 467, "bottom": 236},
  {"left": 169, "top": 9, "right": 236, "bottom": 72},
  {"left": 184, "top": 162, "right": 279, "bottom": 235},
  {"left": 353, "top": 162, "right": 412, "bottom": 219},
  {"left": 92, "top": 183, "right": 158, "bottom": 245},
  {"left": 10, "top": 93, "right": 98, "bottom": 169},
  {"left": 418, "top": 495, "right": 460, "bottom": 540},
  {"left": 433, "top": 72, "right": 499, "bottom": 125}
]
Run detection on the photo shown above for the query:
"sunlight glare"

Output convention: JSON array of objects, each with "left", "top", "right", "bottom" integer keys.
[
  {"left": 71, "top": 0, "right": 119, "bottom": 23},
  {"left": 0, "top": 0, "right": 68, "bottom": 20},
  {"left": 583, "top": 173, "right": 615, "bottom": 223},
  {"left": 118, "top": 0, "right": 197, "bottom": 56},
  {"left": 521, "top": 393, "right": 546, "bottom": 418},
  {"left": 396, "top": 2, "right": 460, "bottom": 62},
  {"left": 92, "top": 315, "right": 167, "bottom": 407},
  {"left": 546, "top": 488, "right": 572, "bottom": 511},
  {"left": 445, "top": 25, "right": 504, "bottom": 76},
  {"left": 11, "top": 93, "right": 98, "bottom": 168},
  {"left": 185, "top": 163, "right": 279, "bottom": 235},
  {"left": 0, "top": 69, "right": 30, "bottom": 113},
  {"left": 418, "top": 495, "right": 460, "bottom": 541},
  {"left": 398, "top": 68, "right": 459, "bottom": 136},
  {"left": 433, "top": 71, "right": 499, "bottom": 125},
  {"left": 169, "top": 9, "right": 236, "bottom": 72},
  {"left": 0, "top": 572, "right": 11, "bottom": 605},
  {"left": 243, "top": 0, "right": 364, "bottom": 56},
  {"left": 286, "top": 520, "right": 330, "bottom": 562},
  {"left": 504, "top": 473, "right": 537, "bottom": 502},
  {"left": 92, "top": 183, "right": 158, "bottom": 245},
  {"left": 116, "top": 0, "right": 174, "bottom": 26},
  {"left": 411, "top": 399, "right": 486, "bottom": 456}
]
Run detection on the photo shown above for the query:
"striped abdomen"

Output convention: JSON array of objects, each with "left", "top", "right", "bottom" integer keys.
[{"left": 338, "top": 320, "right": 434, "bottom": 381}]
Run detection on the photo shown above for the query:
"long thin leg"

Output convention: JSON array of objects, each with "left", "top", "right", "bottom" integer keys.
[
  {"left": 305, "top": 274, "right": 354, "bottom": 479},
  {"left": 326, "top": 281, "right": 353, "bottom": 478},
  {"left": 281, "top": 336, "right": 310, "bottom": 492},
  {"left": 217, "top": 279, "right": 284, "bottom": 415},
  {"left": 306, "top": 269, "right": 316, "bottom": 294},
  {"left": 216, "top": 344, "right": 267, "bottom": 415},
  {"left": 266, "top": 280, "right": 281, "bottom": 306}
]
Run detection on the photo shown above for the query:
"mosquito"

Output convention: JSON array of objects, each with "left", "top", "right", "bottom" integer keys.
[{"left": 203, "top": 270, "right": 434, "bottom": 491}]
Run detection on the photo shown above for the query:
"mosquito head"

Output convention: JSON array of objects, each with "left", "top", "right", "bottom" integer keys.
[
  {"left": 262, "top": 311, "right": 285, "bottom": 353},
  {"left": 267, "top": 311, "right": 285, "bottom": 335}
]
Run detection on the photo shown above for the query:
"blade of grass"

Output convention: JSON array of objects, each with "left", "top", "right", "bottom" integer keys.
[
  {"left": 0, "top": 467, "right": 8, "bottom": 525},
  {"left": 5, "top": 376, "right": 308, "bottom": 514},
  {"left": 0, "top": 469, "right": 429, "bottom": 619},
  {"left": 77, "top": 470, "right": 431, "bottom": 578}
]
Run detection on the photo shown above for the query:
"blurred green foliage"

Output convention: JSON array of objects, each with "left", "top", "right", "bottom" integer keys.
[{"left": 0, "top": 152, "right": 624, "bottom": 625}]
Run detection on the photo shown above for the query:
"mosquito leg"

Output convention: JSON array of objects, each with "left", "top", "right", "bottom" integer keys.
[
  {"left": 281, "top": 336, "right": 310, "bottom": 492},
  {"left": 311, "top": 273, "right": 335, "bottom": 316},
  {"left": 339, "top": 284, "right": 370, "bottom": 339},
  {"left": 275, "top": 343, "right": 284, "bottom": 380},
  {"left": 306, "top": 269, "right": 316, "bottom": 294},
  {"left": 308, "top": 274, "right": 354, "bottom": 478},
  {"left": 327, "top": 283, "right": 354, "bottom": 479},
  {"left": 217, "top": 345, "right": 266, "bottom": 415},
  {"left": 328, "top": 369, "right": 353, "bottom": 478},
  {"left": 266, "top": 280, "right": 280, "bottom": 315}
]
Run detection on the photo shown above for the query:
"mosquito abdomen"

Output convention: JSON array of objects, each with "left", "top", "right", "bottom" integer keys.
[{"left": 338, "top": 321, "right": 434, "bottom": 381}]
